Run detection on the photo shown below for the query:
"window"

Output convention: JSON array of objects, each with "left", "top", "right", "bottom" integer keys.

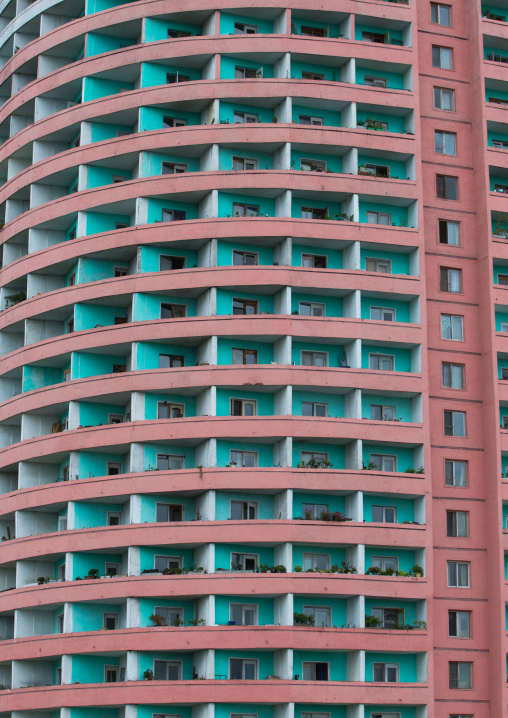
[
  {"left": 105, "top": 562, "right": 121, "bottom": 576},
  {"left": 233, "top": 203, "right": 259, "bottom": 217},
  {"left": 448, "top": 610, "right": 471, "bottom": 637},
  {"left": 431, "top": 3, "right": 451, "bottom": 25},
  {"left": 372, "top": 556, "right": 399, "bottom": 572},
  {"left": 166, "top": 73, "right": 190, "bottom": 83},
  {"left": 231, "top": 500, "right": 258, "bottom": 519},
  {"left": 114, "top": 267, "right": 129, "bottom": 277},
  {"left": 68, "top": 272, "right": 76, "bottom": 286},
  {"left": 301, "top": 451, "right": 329, "bottom": 467},
  {"left": 302, "top": 207, "right": 326, "bottom": 220},
  {"left": 233, "top": 298, "right": 258, "bottom": 315},
  {"left": 161, "top": 303, "right": 186, "bottom": 319},
  {"left": 233, "top": 111, "right": 258, "bottom": 123},
  {"left": 58, "top": 516, "right": 68, "bottom": 531},
  {"left": 158, "top": 402, "right": 185, "bottom": 419},
  {"left": 162, "top": 162, "right": 187, "bottom": 174},
  {"left": 370, "top": 405, "right": 396, "bottom": 421},
  {"left": 299, "top": 301, "right": 325, "bottom": 316},
  {"left": 441, "top": 314, "right": 463, "bottom": 340},
  {"left": 154, "top": 660, "right": 182, "bottom": 680},
  {"left": 107, "top": 462, "right": 122, "bottom": 475},
  {"left": 370, "top": 714, "right": 401, "bottom": 718},
  {"left": 57, "top": 613, "right": 64, "bottom": 633},
  {"left": 364, "top": 164, "right": 390, "bottom": 178},
  {"left": 369, "top": 354, "right": 395, "bottom": 371},
  {"left": 364, "top": 76, "right": 387, "bottom": 88},
  {"left": 440, "top": 267, "right": 462, "bottom": 292},
  {"left": 302, "top": 254, "right": 327, "bottom": 268},
  {"left": 372, "top": 505, "right": 397, "bottom": 523},
  {"left": 442, "top": 362, "right": 465, "bottom": 389},
  {"left": 104, "top": 612, "right": 119, "bottom": 630},
  {"left": 302, "top": 70, "right": 325, "bottom": 81},
  {"left": 69, "top": 228, "right": 77, "bottom": 240},
  {"left": 234, "top": 22, "right": 257, "bottom": 33},
  {"left": 439, "top": 220, "right": 460, "bottom": 245},
  {"left": 162, "top": 209, "right": 186, "bottom": 222},
  {"left": 301, "top": 351, "right": 327, "bottom": 367},
  {"left": 113, "top": 175, "right": 126, "bottom": 184},
  {"left": 108, "top": 413, "right": 124, "bottom": 425},
  {"left": 302, "top": 662, "right": 329, "bottom": 680},
  {"left": 55, "top": 667, "right": 62, "bottom": 684},
  {"left": 159, "top": 354, "right": 185, "bottom": 368},
  {"left": 233, "top": 250, "right": 258, "bottom": 265},
  {"left": 447, "top": 510, "right": 469, "bottom": 537},
  {"left": 107, "top": 512, "right": 122, "bottom": 526},
  {"left": 232, "top": 156, "right": 258, "bottom": 171},
  {"left": 167, "top": 29, "right": 191, "bottom": 38},
  {"left": 230, "top": 450, "right": 258, "bottom": 467},
  {"left": 449, "top": 715, "right": 473, "bottom": 718},
  {"left": 437, "top": 175, "right": 458, "bottom": 200},
  {"left": 232, "top": 348, "right": 258, "bottom": 364},
  {"left": 163, "top": 117, "right": 187, "bottom": 128},
  {"left": 373, "top": 663, "right": 399, "bottom": 682},
  {"left": 154, "top": 606, "right": 183, "bottom": 626},
  {"left": 299, "top": 115, "right": 324, "bottom": 125},
  {"left": 62, "top": 466, "right": 70, "bottom": 482},
  {"left": 370, "top": 306, "right": 395, "bottom": 322},
  {"left": 229, "top": 658, "right": 258, "bottom": 679},
  {"left": 156, "top": 454, "right": 185, "bottom": 470},
  {"left": 445, "top": 459, "right": 468, "bottom": 487},
  {"left": 115, "top": 223, "right": 129, "bottom": 230},
  {"left": 502, "top": 367, "right": 508, "bottom": 379},
  {"left": 432, "top": 46, "right": 453, "bottom": 69},
  {"left": 64, "top": 369, "right": 71, "bottom": 382},
  {"left": 435, "top": 131, "right": 457, "bottom": 155},
  {"left": 235, "top": 66, "right": 259, "bottom": 79},
  {"left": 501, "top": 324, "right": 508, "bottom": 333},
  {"left": 499, "top": 274, "right": 508, "bottom": 285},
  {"left": 231, "top": 398, "right": 257, "bottom": 416},
  {"left": 434, "top": 87, "right": 455, "bottom": 111},
  {"left": 362, "top": 31, "right": 386, "bottom": 43},
  {"left": 367, "top": 211, "right": 391, "bottom": 225},
  {"left": 492, "top": 139, "right": 508, "bottom": 149},
  {"left": 302, "top": 502, "right": 328, "bottom": 519},
  {"left": 301, "top": 26, "right": 326, "bottom": 37},
  {"left": 231, "top": 552, "right": 259, "bottom": 571},
  {"left": 230, "top": 603, "right": 258, "bottom": 625},
  {"left": 366, "top": 258, "right": 391, "bottom": 273},
  {"left": 370, "top": 454, "right": 397, "bottom": 471},
  {"left": 301, "top": 158, "right": 327, "bottom": 172},
  {"left": 449, "top": 662, "right": 472, "bottom": 689},
  {"left": 302, "top": 401, "right": 328, "bottom": 417},
  {"left": 156, "top": 503, "right": 184, "bottom": 522},
  {"left": 444, "top": 410, "right": 466, "bottom": 437},
  {"left": 303, "top": 553, "right": 330, "bottom": 571},
  {"left": 447, "top": 560, "right": 470, "bottom": 587},
  {"left": 67, "top": 319, "right": 74, "bottom": 333},
  {"left": 155, "top": 555, "right": 182, "bottom": 571},
  {"left": 105, "top": 666, "right": 119, "bottom": 682},
  {"left": 302, "top": 605, "right": 331, "bottom": 627},
  {"left": 371, "top": 607, "right": 404, "bottom": 629}
]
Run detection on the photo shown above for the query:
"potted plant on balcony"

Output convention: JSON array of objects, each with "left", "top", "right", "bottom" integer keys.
[
  {"left": 87, "top": 568, "right": 100, "bottom": 579},
  {"left": 365, "top": 614, "right": 382, "bottom": 628},
  {"left": 37, "top": 576, "right": 47, "bottom": 585},
  {"left": 149, "top": 613, "right": 167, "bottom": 626},
  {"left": 410, "top": 564, "right": 424, "bottom": 577},
  {"left": 143, "top": 669, "right": 154, "bottom": 680},
  {"left": 271, "top": 565, "right": 287, "bottom": 573}
]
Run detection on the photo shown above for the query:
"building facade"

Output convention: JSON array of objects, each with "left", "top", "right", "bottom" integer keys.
[{"left": 0, "top": 0, "right": 505, "bottom": 716}]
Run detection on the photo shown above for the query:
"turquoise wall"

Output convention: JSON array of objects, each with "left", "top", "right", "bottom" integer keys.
[
  {"left": 139, "top": 494, "right": 195, "bottom": 523},
  {"left": 363, "top": 495, "right": 415, "bottom": 522},
  {"left": 144, "top": 392, "right": 196, "bottom": 420},
  {"left": 86, "top": 165, "right": 131, "bottom": 189},
  {"left": 219, "top": 101, "right": 274, "bottom": 124},
  {"left": 214, "top": 596, "right": 274, "bottom": 624},
  {"left": 292, "top": 243, "right": 343, "bottom": 269},
  {"left": 85, "top": 32, "right": 135, "bottom": 57},
  {"left": 73, "top": 501, "right": 124, "bottom": 528},
  {"left": 292, "top": 492, "right": 346, "bottom": 516},
  {"left": 291, "top": 150, "right": 342, "bottom": 173},
  {"left": 360, "top": 248, "right": 410, "bottom": 274},
  {"left": 364, "top": 597, "right": 417, "bottom": 624},
  {"left": 215, "top": 491, "right": 274, "bottom": 520},
  {"left": 217, "top": 241, "right": 274, "bottom": 266},
  {"left": 218, "top": 338, "right": 274, "bottom": 364},
  {"left": 138, "top": 106, "right": 200, "bottom": 131},
  {"left": 216, "top": 440, "right": 273, "bottom": 467},
  {"left": 218, "top": 146, "right": 273, "bottom": 171},
  {"left": 138, "top": 708, "right": 190, "bottom": 718},
  {"left": 293, "top": 650, "right": 347, "bottom": 680},
  {"left": 86, "top": 211, "right": 130, "bottom": 235},
  {"left": 140, "top": 62, "right": 201, "bottom": 88},
  {"left": 23, "top": 366, "right": 63, "bottom": 392},
  {"left": 214, "top": 650, "right": 274, "bottom": 678},
  {"left": 291, "top": 60, "right": 341, "bottom": 82},
  {"left": 293, "top": 596, "right": 347, "bottom": 626},
  {"left": 295, "top": 706, "right": 346, "bottom": 718},
  {"left": 140, "top": 246, "right": 198, "bottom": 272},
  {"left": 72, "top": 602, "right": 121, "bottom": 632},
  {"left": 362, "top": 444, "right": 416, "bottom": 472},
  {"left": 215, "top": 543, "right": 274, "bottom": 570},
  {"left": 72, "top": 352, "right": 127, "bottom": 379},
  {"left": 83, "top": 77, "right": 133, "bottom": 102},
  {"left": 71, "top": 654, "right": 119, "bottom": 683},
  {"left": 361, "top": 393, "right": 413, "bottom": 422},
  {"left": 496, "top": 312, "right": 508, "bottom": 331},
  {"left": 144, "top": 18, "right": 201, "bottom": 42},
  {"left": 487, "top": 87, "right": 508, "bottom": 102},
  {"left": 216, "top": 289, "right": 274, "bottom": 316},
  {"left": 358, "top": 201, "right": 409, "bottom": 226},
  {"left": 148, "top": 198, "right": 199, "bottom": 223},
  {"left": 220, "top": 55, "right": 273, "bottom": 79},
  {"left": 73, "top": 552, "right": 124, "bottom": 578},
  {"left": 90, "top": 122, "right": 133, "bottom": 142},
  {"left": 74, "top": 303, "right": 127, "bottom": 331},
  {"left": 141, "top": 150, "right": 199, "bottom": 177},
  {"left": 365, "top": 652, "right": 417, "bottom": 682},
  {"left": 78, "top": 451, "right": 126, "bottom": 479},
  {"left": 292, "top": 545, "right": 346, "bottom": 569},
  {"left": 292, "top": 390, "right": 344, "bottom": 417},
  {"left": 132, "top": 292, "right": 196, "bottom": 320},
  {"left": 364, "top": 547, "right": 416, "bottom": 573},
  {"left": 78, "top": 257, "right": 129, "bottom": 283},
  {"left": 219, "top": 12, "right": 274, "bottom": 34},
  {"left": 361, "top": 344, "right": 413, "bottom": 372},
  {"left": 292, "top": 292, "right": 343, "bottom": 317},
  {"left": 292, "top": 104, "right": 341, "bottom": 126},
  {"left": 144, "top": 443, "right": 195, "bottom": 470},
  {"left": 216, "top": 388, "right": 274, "bottom": 416},
  {"left": 85, "top": 0, "right": 134, "bottom": 13},
  {"left": 218, "top": 192, "right": 275, "bottom": 217},
  {"left": 356, "top": 109, "right": 406, "bottom": 134},
  {"left": 488, "top": 129, "right": 508, "bottom": 146},
  {"left": 355, "top": 66, "right": 405, "bottom": 89},
  {"left": 136, "top": 341, "right": 196, "bottom": 369},
  {"left": 79, "top": 401, "right": 126, "bottom": 426},
  {"left": 368, "top": 709, "right": 416, "bottom": 718}
]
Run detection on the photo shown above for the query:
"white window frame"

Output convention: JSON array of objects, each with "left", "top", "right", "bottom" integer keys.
[
  {"left": 448, "top": 610, "right": 471, "bottom": 637},
  {"left": 104, "top": 665, "right": 119, "bottom": 682},
  {"left": 444, "top": 410, "right": 466, "bottom": 437},
  {"left": 370, "top": 306, "right": 396, "bottom": 322},
  {"left": 302, "top": 605, "right": 332, "bottom": 627},
  {"left": 107, "top": 511, "right": 122, "bottom": 526},
  {"left": 369, "top": 353, "right": 395, "bottom": 371},
  {"left": 58, "top": 516, "right": 68, "bottom": 531},
  {"left": 105, "top": 562, "right": 121, "bottom": 575},
  {"left": 156, "top": 453, "right": 185, "bottom": 470},
  {"left": 449, "top": 661, "right": 472, "bottom": 689},
  {"left": 300, "top": 158, "right": 327, "bottom": 172},
  {"left": 162, "top": 162, "right": 188, "bottom": 174},
  {"left": 302, "top": 401, "right": 328, "bottom": 417},
  {"left": 157, "top": 402, "right": 185, "bottom": 419},
  {"left": 231, "top": 500, "right": 258, "bottom": 520},
  {"left": 234, "top": 22, "right": 258, "bottom": 33},
  {"left": 154, "top": 555, "right": 183, "bottom": 571},
  {"left": 233, "top": 250, "right": 258, "bottom": 265},
  {"left": 441, "top": 313, "right": 463, "bottom": 340},
  {"left": 229, "top": 657, "right": 258, "bottom": 679},
  {"left": 373, "top": 662, "right": 399, "bottom": 682},
  {"left": 231, "top": 398, "right": 257, "bottom": 416},
  {"left": 372, "top": 556, "right": 399, "bottom": 572},
  {"left": 434, "top": 86, "right": 455, "bottom": 111},
  {"left": 301, "top": 502, "right": 328, "bottom": 519},
  {"left": 442, "top": 362, "right": 465, "bottom": 389},
  {"left": 302, "top": 661, "right": 330, "bottom": 680},
  {"left": 302, "top": 553, "right": 330, "bottom": 571},
  {"left": 501, "top": 322, "right": 508, "bottom": 333},
  {"left": 433, "top": 45, "right": 453, "bottom": 70},
  {"left": 103, "top": 612, "right": 119, "bottom": 630},
  {"left": 301, "top": 451, "right": 329, "bottom": 466},
  {"left": 233, "top": 111, "right": 258, "bottom": 123},
  {"left": 371, "top": 607, "right": 404, "bottom": 629},
  {"left": 364, "top": 76, "right": 388, "bottom": 88},
  {"left": 298, "top": 115, "right": 324, "bottom": 126},
  {"left": 232, "top": 156, "right": 258, "bottom": 171},
  {"left": 370, "top": 453, "right": 397, "bottom": 472},
  {"left": 230, "top": 450, "right": 258, "bottom": 467},
  {"left": 301, "top": 350, "right": 328, "bottom": 367},
  {"left": 156, "top": 502, "right": 184, "bottom": 522},
  {"left": 447, "top": 510, "right": 469, "bottom": 537},
  {"left": 370, "top": 404, "right": 396, "bottom": 421},
  {"left": 229, "top": 603, "right": 258, "bottom": 625},
  {"left": 299, "top": 301, "right": 325, "bottom": 317},
  {"left": 372, "top": 505, "right": 397, "bottom": 523},
  {"left": 302, "top": 253, "right": 327, "bottom": 268},
  {"left": 447, "top": 560, "right": 470, "bottom": 587},
  {"left": 154, "top": 660, "right": 182, "bottom": 680},
  {"left": 366, "top": 257, "right": 391, "bottom": 273},
  {"left": 430, "top": 2, "right": 451, "bottom": 26},
  {"left": 445, "top": 459, "right": 468, "bottom": 487},
  {"left": 154, "top": 606, "right": 184, "bottom": 626},
  {"left": 230, "top": 552, "right": 259, "bottom": 571},
  {"left": 439, "top": 219, "right": 460, "bottom": 245},
  {"left": 435, "top": 130, "right": 457, "bottom": 155},
  {"left": 367, "top": 211, "right": 391, "bottom": 225}
]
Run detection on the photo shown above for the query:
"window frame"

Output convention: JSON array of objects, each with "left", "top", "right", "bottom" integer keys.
[
  {"left": 302, "top": 661, "right": 330, "bottom": 680},
  {"left": 229, "top": 602, "right": 259, "bottom": 625},
  {"left": 370, "top": 453, "right": 397, "bottom": 472},
  {"left": 372, "top": 556, "right": 399, "bottom": 572},
  {"left": 432, "top": 45, "right": 454, "bottom": 70},
  {"left": 232, "top": 156, "right": 259, "bottom": 171},
  {"left": 159, "top": 354, "right": 185, "bottom": 368},
  {"left": 446, "top": 510, "right": 469, "bottom": 538},
  {"left": 231, "top": 398, "right": 257, "bottom": 416},
  {"left": 157, "top": 401, "right": 185, "bottom": 419},
  {"left": 301, "top": 350, "right": 328, "bottom": 367},
  {"left": 302, "top": 253, "right": 327, "bottom": 268},
  {"left": 229, "top": 657, "right": 259, "bottom": 679},
  {"left": 373, "top": 662, "right": 399, "bottom": 682},
  {"left": 302, "top": 605, "right": 332, "bottom": 627},
  {"left": 230, "top": 500, "right": 258, "bottom": 520},
  {"left": 371, "top": 505, "right": 397, "bottom": 523},
  {"left": 449, "top": 661, "right": 473, "bottom": 689},
  {"left": 435, "top": 130, "right": 457, "bottom": 155},
  {"left": 440, "top": 266, "right": 462, "bottom": 293},
  {"left": 154, "top": 555, "right": 183, "bottom": 571},
  {"left": 230, "top": 449, "right": 258, "bottom": 467},
  {"left": 436, "top": 174, "right": 459, "bottom": 200},
  {"left": 154, "top": 659, "right": 182, "bottom": 680},
  {"left": 439, "top": 219, "right": 460, "bottom": 245},
  {"left": 365, "top": 257, "right": 391, "bottom": 273},
  {"left": 448, "top": 610, "right": 471, "bottom": 638},
  {"left": 233, "top": 250, "right": 258, "bottom": 266},
  {"left": 369, "top": 353, "right": 395, "bottom": 371},
  {"left": 302, "top": 553, "right": 331, "bottom": 571},
  {"left": 430, "top": 2, "right": 452, "bottom": 26},
  {"left": 370, "top": 306, "right": 396, "bottom": 322},
  {"left": 441, "top": 313, "right": 464, "bottom": 340},
  {"left": 444, "top": 409, "right": 466, "bottom": 437},
  {"left": 302, "top": 401, "right": 328, "bottom": 417},
  {"left": 433, "top": 86, "right": 455, "bottom": 111},
  {"left": 156, "top": 453, "right": 185, "bottom": 470},
  {"left": 230, "top": 552, "right": 259, "bottom": 571},
  {"left": 103, "top": 612, "right": 119, "bottom": 630},
  {"left": 447, "top": 560, "right": 470, "bottom": 587},
  {"left": 364, "top": 75, "right": 388, "bottom": 88},
  {"left": 232, "top": 347, "right": 258, "bottom": 365},
  {"left": 442, "top": 362, "right": 465, "bottom": 390},
  {"left": 444, "top": 459, "right": 468, "bottom": 487}
]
